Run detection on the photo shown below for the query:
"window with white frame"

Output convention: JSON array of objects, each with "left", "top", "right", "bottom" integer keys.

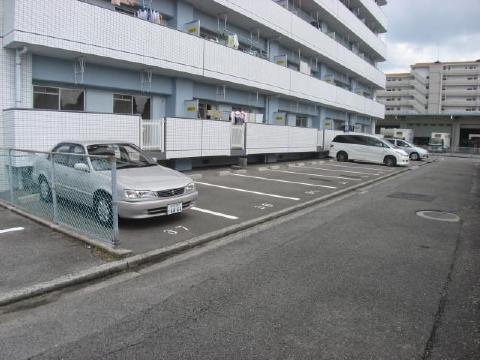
[{"left": 33, "top": 86, "right": 84, "bottom": 111}]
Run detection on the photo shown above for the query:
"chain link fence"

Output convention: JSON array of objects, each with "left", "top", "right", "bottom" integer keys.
[{"left": 0, "top": 148, "right": 119, "bottom": 246}]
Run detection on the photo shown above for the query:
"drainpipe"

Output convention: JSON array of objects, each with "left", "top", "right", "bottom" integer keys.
[{"left": 15, "top": 46, "right": 28, "bottom": 108}]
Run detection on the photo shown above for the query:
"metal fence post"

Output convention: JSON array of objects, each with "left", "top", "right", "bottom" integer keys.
[
  {"left": 7, "top": 149, "right": 15, "bottom": 203},
  {"left": 322, "top": 128, "right": 326, "bottom": 151},
  {"left": 111, "top": 158, "right": 119, "bottom": 246},
  {"left": 50, "top": 153, "right": 59, "bottom": 224}
]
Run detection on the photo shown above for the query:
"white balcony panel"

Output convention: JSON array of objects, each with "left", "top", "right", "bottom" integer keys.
[
  {"left": 336, "top": 45, "right": 385, "bottom": 87},
  {"left": 316, "top": 0, "right": 387, "bottom": 58},
  {"left": 289, "top": 71, "right": 385, "bottom": 118},
  {"left": 164, "top": 118, "right": 203, "bottom": 159},
  {"left": 246, "top": 123, "right": 318, "bottom": 154},
  {"left": 358, "top": 0, "right": 388, "bottom": 31},
  {"left": 2, "top": 109, "right": 140, "bottom": 152},
  {"left": 203, "top": 41, "right": 291, "bottom": 94},
  {"left": 288, "top": 127, "right": 318, "bottom": 152},
  {"left": 4, "top": 0, "right": 204, "bottom": 76},
  {"left": 289, "top": 15, "right": 336, "bottom": 61},
  {"left": 213, "top": 0, "right": 384, "bottom": 88},
  {"left": 164, "top": 118, "right": 231, "bottom": 159},
  {"left": 289, "top": 71, "right": 337, "bottom": 105},
  {"left": 246, "top": 124, "right": 290, "bottom": 154},
  {"left": 201, "top": 120, "right": 231, "bottom": 157}
]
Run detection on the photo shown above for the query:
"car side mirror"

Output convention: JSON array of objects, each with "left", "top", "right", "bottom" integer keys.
[{"left": 74, "top": 163, "right": 90, "bottom": 172}]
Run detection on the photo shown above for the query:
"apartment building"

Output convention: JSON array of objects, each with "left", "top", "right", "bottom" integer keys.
[
  {"left": 376, "top": 60, "right": 480, "bottom": 148},
  {"left": 0, "top": 0, "right": 387, "bottom": 169}
]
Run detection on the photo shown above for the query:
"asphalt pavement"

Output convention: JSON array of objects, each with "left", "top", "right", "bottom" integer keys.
[
  {"left": 0, "top": 207, "right": 106, "bottom": 295},
  {"left": 0, "top": 157, "right": 478, "bottom": 359}
]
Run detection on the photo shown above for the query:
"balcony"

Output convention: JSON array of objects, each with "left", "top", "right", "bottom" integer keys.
[
  {"left": 275, "top": 0, "right": 387, "bottom": 61},
  {"left": 443, "top": 88, "right": 479, "bottom": 96},
  {"left": 443, "top": 67, "right": 480, "bottom": 75},
  {"left": 2, "top": 109, "right": 141, "bottom": 152},
  {"left": 443, "top": 78, "right": 480, "bottom": 86},
  {"left": 442, "top": 99, "right": 480, "bottom": 107},
  {"left": 377, "top": 89, "right": 427, "bottom": 103},
  {"left": 383, "top": 99, "right": 425, "bottom": 113},
  {"left": 204, "top": 0, "right": 385, "bottom": 87},
  {"left": 4, "top": 0, "right": 384, "bottom": 119},
  {"left": 357, "top": 0, "right": 388, "bottom": 32}
]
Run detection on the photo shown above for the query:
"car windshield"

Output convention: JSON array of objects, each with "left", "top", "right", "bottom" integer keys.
[
  {"left": 399, "top": 140, "right": 414, "bottom": 147},
  {"left": 87, "top": 143, "right": 156, "bottom": 171},
  {"left": 430, "top": 138, "right": 443, "bottom": 145}
]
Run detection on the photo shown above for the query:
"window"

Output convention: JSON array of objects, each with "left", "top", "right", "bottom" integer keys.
[
  {"left": 60, "top": 89, "right": 84, "bottom": 111},
  {"left": 296, "top": 116, "right": 307, "bottom": 127},
  {"left": 364, "top": 136, "right": 384, "bottom": 147},
  {"left": 33, "top": 86, "right": 59, "bottom": 110},
  {"left": 51, "top": 143, "right": 72, "bottom": 167},
  {"left": 33, "top": 86, "right": 84, "bottom": 111},
  {"left": 113, "top": 94, "right": 133, "bottom": 114},
  {"left": 113, "top": 94, "right": 151, "bottom": 119},
  {"left": 333, "top": 135, "right": 350, "bottom": 143},
  {"left": 70, "top": 145, "right": 89, "bottom": 168}
]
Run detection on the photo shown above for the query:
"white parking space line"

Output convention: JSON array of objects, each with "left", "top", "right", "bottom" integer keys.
[
  {"left": 0, "top": 227, "right": 24, "bottom": 234},
  {"left": 195, "top": 181, "right": 300, "bottom": 201},
  {"left": 320, "top": 163, "right": 389, "bottom": 172},
  {"left": 229, "top": 173, "right": 337, "bottom": 189},
  {"left": 270, "top": 169, "right": 362, "bottom": 181},
  {"left": 191, "top": 207, "right": 239, "bottom": 220},
  {"left": 299, "top": 166, "right": 380, "bottom": 176}
]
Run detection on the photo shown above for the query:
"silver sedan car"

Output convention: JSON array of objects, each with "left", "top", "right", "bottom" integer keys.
[
  {"left": 384, "top": 138, "right": 429, "bottom": 161},
  {"left": 32, "top": 141, "right": 198, "bottom": 225}
]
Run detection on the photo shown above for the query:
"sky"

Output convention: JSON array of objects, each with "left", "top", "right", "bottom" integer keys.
[{"left": 380, "top": 0, "right": 480, "bottom": 73}]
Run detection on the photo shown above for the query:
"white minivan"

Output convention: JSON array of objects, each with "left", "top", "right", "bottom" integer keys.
[{"left": 329, "top": 134, "right": 410, "bottom": 167}]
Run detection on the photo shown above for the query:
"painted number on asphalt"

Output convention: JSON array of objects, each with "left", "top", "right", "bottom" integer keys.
[
  {"left": 163, "top": 225, "right": 190, "bottom": 235},
  {"left": 254, "top": 203, "right": 274, "bottom": 210}
]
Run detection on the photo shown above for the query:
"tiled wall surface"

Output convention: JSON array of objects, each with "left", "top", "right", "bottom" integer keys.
[
  {"left": 2, "top": 109, "right": 141, "bottom": 151},
  {"left": 4, "top": 0, "right": 384, "bottom": 119}
]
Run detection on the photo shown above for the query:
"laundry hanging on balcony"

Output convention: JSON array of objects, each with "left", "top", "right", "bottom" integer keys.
[
  {"left": 136, "top": 8, "right": 163, "bottom": 25},
  {"left": 111, "top": 0, "right": 139, "bottom": 6}
]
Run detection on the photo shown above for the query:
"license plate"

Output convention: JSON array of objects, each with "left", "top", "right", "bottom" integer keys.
[{"left": 167, "top": 202, "right": 183, "bottom": 215}]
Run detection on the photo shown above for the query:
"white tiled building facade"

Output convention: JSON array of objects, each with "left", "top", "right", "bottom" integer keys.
[
  {"left": 0, "top": 0, "right": 387, "bottom": 164},
  {"left": 376, "top": 61, "right": 480, "bottom": 148}
]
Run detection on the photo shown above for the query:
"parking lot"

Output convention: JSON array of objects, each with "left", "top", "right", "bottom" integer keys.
[{"left": 119, "top": 159, "right": 404, "bottom": 253}]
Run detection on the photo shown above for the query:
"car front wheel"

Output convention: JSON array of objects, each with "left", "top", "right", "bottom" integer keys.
[
  {"left": 410, "top": 152, "right": 419, "bottom": 161},
  {"left": 39, "top": 177, "right": 52, "bottom": 202},
  {"left": 94, "top": 193, "right": 113, "bottom": 227},
  {"left": 384, "top": 156, "right": 397, "bottom": 167},
  {"left": 336, "top": 151, "right": 348, "bottom": 162}
]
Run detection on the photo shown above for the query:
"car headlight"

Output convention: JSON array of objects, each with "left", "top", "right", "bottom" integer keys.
[
  {"left": 185, "top": 182, "right": 195, "bottom": 193},
  {"left": 124, "top": 189, "right": 157, "bottom": 200}
]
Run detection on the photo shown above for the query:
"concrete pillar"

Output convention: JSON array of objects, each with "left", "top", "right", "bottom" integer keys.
[{"left": 166, "top": 79, "right": 194, "bottom": 118}]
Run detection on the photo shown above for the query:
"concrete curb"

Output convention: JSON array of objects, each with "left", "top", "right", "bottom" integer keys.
[
  {"left": 0, "top": 163, "right": 426, "bottom": 307},
  {"left": 0, "top": 201, "right": 132, "bottom": 258}
]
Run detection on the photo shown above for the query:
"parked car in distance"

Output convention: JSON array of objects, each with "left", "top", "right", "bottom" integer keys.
[
  {"left": 384, "top": 138, "right": 429, "bottom": 161},
  {"left": 32, "top": 141, "right": 198, "bottom": 225},
  {"left": 329, "top": 134, "right": 409, "bottom": 167}
]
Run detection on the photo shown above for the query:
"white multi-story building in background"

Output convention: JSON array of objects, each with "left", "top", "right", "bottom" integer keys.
[
  {"left": 1, "top": 0, "right": 387, "bottom": 169},
  {"left": 376, "top": 60, "right": 480, "bottom": 148}
]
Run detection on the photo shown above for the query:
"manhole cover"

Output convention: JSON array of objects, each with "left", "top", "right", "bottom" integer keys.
[
  {"left": 416, "top": 211, "right": 460, "bottom": 222},
  {"left": 387, "top": 192, "right": 436, "bottom": 202}
]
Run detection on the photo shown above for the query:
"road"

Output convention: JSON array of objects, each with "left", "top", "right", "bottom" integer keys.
[{"left": 0, "top": 157, "right": 479, "bottom": 360}]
